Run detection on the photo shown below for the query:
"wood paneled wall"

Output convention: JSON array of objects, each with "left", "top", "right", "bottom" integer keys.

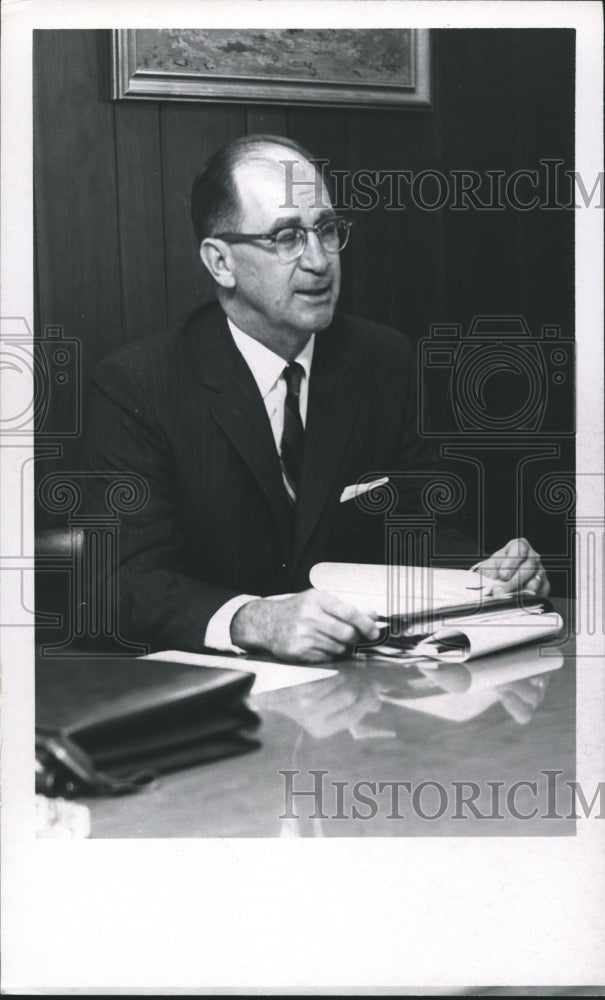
[{"left": 34, "top": 28, "right": 575, "bottom": 561}]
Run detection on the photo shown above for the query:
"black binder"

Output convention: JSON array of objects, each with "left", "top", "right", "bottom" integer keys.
[{"left": 35, "top": 655, "right": 261, "bottom": 797}]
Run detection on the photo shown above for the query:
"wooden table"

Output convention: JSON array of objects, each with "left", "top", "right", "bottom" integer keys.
[{"left": 87, "top": 598, "right": 577, "bottom": 838}]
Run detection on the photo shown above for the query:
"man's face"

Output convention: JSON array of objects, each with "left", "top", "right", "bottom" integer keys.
[{"left": 224, "top": 148, "right": 341, "bottom": 348}]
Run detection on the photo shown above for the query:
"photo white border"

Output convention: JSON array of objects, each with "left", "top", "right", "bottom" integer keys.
[{"left": 1, "top": 1, "right": 603, "bottom": 993}]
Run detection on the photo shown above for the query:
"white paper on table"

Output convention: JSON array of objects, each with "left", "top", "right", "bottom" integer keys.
[
  {"left": 310, "top": 562, "right": 496, "bottom": 618},
  {"left": 142, "top": 650, "right": 337, "bottom": 694}
]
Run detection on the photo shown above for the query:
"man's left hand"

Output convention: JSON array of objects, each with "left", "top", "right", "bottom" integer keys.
[{"left": 476, "top": 537, "right": 550, "bottom": 597}]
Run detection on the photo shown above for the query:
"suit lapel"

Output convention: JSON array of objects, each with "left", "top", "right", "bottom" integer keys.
[
  {"left": 188, "top": 305, "right": 292, "bottom": 553},
  {"left": 292, "top": 325, "right": 360, "bottom": 571}
]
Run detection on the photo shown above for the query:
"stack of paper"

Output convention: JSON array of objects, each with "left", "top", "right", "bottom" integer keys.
[
  {"left": 310, "top": 562, "right": 563, "bottom": 663},
  {"left": 310, "top": 562, "right": 487, "bottom": 617}
]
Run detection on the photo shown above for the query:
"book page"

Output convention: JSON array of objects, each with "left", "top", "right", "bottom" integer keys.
[{"left": 310, "top": 561, "right": 493, "bottom": 616}]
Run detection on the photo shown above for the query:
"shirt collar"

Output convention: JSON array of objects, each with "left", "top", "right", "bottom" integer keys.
[{"left": 227, "top": 318, "right": 315, "bottom": 400}]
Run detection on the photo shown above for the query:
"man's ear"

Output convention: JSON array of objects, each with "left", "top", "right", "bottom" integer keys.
[{"left": 200, "top": 238, "right": 236, "bottom": 288}]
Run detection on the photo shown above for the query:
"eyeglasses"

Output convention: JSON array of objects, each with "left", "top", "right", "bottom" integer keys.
[{"left": 212, "top": 216, "right": 353, "bottom": 263}]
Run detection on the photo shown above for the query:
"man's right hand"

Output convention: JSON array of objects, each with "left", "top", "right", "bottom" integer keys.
[{"left": 230, "top": 589, "right": 381, "bottom": 663}]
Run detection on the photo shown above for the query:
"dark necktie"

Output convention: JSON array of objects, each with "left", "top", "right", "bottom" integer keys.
[{"left": 280, "top": 362, "right": 305, "bottom": 502}]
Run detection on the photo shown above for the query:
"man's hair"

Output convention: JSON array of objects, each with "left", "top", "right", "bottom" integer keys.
[{"left": 190, "top": 133, "right": 323, "bottom": 244}]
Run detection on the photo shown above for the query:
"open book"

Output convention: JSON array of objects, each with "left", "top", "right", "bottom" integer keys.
[{"left": 309, "top": 562, "right": 563, "bottom": 663}]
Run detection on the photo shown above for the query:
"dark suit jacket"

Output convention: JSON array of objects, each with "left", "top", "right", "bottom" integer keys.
[{"left": 85, "top": 301, "right": 477, "bottom": 651}]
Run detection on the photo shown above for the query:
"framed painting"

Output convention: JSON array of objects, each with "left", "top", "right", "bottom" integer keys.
[{"left": 110, "top": 28, "right": 431, "bottom": 108}]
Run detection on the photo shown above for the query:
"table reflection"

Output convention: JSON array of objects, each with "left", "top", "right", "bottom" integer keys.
[
  {"left": 259, "top": 643, "right": 564, "bottom": 737},
  {"left": 255, "top": 642, "right": 574, "bottom": 839},
  {"left": 87, "top": 607, "right": 575, "bottom": 838}
]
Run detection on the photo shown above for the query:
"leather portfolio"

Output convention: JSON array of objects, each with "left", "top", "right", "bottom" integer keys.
[{"left": 35, "top": 655, "right": 261, "bottom": 796}]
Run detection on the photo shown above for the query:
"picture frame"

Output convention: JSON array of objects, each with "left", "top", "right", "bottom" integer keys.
[{"left": 110, "top": 28, "right": 431, "bottom": 108}]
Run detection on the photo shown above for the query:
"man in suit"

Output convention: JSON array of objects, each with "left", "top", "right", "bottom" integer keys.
[{"left": 86, "top": 133, "right": 549, "bottom": 661}]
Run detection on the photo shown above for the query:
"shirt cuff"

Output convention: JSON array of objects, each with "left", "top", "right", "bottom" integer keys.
[{"left": 204, "top": 594, "right": 259, "bottom": 653}]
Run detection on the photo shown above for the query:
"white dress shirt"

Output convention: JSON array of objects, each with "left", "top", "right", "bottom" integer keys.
[{"left": 203, "top": 319, "right": 315, "bottom": 652}]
